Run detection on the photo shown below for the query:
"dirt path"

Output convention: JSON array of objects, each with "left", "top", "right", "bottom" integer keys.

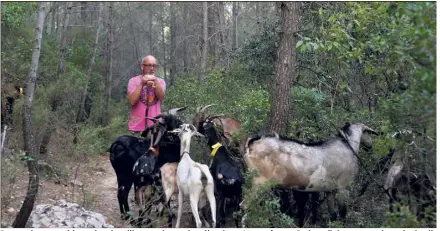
[{"left": 1, "top": 153, "right": 235, "bottom": 228}]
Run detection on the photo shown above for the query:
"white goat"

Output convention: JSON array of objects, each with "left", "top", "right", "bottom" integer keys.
[
  {"left": 171, "top": 124, "right": 216, "bottom": 228},
  {"left": 243, "top": 122, "right": 377, "bottom": 222}
]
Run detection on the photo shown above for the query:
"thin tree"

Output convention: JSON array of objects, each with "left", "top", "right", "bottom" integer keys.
[
  {"left": 103, "top": 2, "right": 113, "bottom": 126},
  {"left": 160, "top": 11, "right": 167, "bottom": 83},
  {"left": 182, "top": 3, "right": 189, "bottom": 72},
  {"left": 148, "top": 5, "right": 153, "bottom": 54},
  {"left": 13, "top": 2, "right": 48, "bottom": 227},
  {"left": 169, "top": 1, "right": 177, "bottom": 86},
  {"left": 127, "top": 2, "right": 140, "bottom": 66},
  {"left": 75, "top": 2, "right": 103, "bottom": 140},
  {"left": 232, "top": 2, "right": 239, "bottom": 51},
  {"left": 200, "top": 1, "right": 208, "bottom": 82},
  {"left": 267, "top": 2, "right": 300, "bottom": 135},
  {"left": 39, "top": 1, "right": 72, "bottom": 156}
]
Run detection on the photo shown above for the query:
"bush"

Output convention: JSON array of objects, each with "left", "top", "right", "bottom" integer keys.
[{"left": 240, "top": 170, "right": 295, "bottom": 228}]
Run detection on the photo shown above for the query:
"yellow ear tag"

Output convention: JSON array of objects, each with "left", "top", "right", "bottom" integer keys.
[
  {"left": 211, "top": 142, "right": 222, "bottom": 157},
  {"left": 19, "top": 88, "right": 23, "bottom": 96}
]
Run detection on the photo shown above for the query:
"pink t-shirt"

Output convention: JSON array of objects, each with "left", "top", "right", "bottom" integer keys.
[{"left": 127, "top": 75, "right": 166, "bottom": 132}]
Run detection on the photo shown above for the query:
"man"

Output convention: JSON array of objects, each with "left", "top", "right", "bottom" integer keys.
[{"left": 127, "top": 55, "right": 166, "bottom": 134}]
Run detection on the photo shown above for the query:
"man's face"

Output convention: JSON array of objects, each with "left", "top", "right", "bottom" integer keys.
[{"left": 141, "top": 58, "right": 157, "bottom": 75}]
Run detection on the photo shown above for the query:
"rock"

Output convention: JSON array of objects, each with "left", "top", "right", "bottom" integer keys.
[
  {"left": 30, "top": 199, "right": 113, "bottom": 228},
  {"left": 1, "top": 222, "right": 10, "bottom": 228},
  {"left": 7, "top": 207, "right": 16, "bottom": 215},
  {"left": 70, "top": 180, "right": 83, "bottom": 187}
]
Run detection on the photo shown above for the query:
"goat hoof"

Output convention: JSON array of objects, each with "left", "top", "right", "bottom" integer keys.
[{"left": 121, "top": 214, "right": 130, "bottom": 221}]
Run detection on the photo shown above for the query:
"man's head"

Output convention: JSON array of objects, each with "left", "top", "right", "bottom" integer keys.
[{"left": 141, "top": 55, "right": 157, "bottom": 75}]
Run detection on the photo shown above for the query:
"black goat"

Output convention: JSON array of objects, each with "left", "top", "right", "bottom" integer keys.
[
  {"left": 109, "top": 107, "right": 185, "bottom": 224},
  {"left": 109, "top": 133, "right": 152, "bottom": 220},
  {"left": 202, "top": 116, "right": 244, "bottom": 228}
]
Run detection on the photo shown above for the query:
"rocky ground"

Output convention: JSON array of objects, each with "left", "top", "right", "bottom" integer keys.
[{"left": 1, "top": 153, "right": 235, "bottom": 228}]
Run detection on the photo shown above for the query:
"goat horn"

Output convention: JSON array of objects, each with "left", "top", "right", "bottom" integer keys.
[
  {"left": 200, "top": 104, "right": 215, "bottom": 113},
  {"left": 363, "top": 125, "right": 378, "bottom": 135},
  {"left": 153, "top": 126, "right": 166, "bottom": 146},
  {"left": 146, "top": 117, "right": 159, "bottom": 123},
  {"left": 168, "top": 107, "right": 187, "bottom": 115},
  {"left": 155, "top": 114, "right": 166, "bottom": 119},
  {"left": 207, "top": 114, "right": 224, "bottom": 121},
  {"left": 140, "top": 126, "right": 154, "bottom": 138}
]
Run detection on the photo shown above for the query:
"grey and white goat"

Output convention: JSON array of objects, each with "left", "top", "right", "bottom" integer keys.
[
  {"left": 243, "top": 122, "right": 378, "bottom": 223},
  {"left": 170, "top": 124, "right": 217, "bottom": 228}
]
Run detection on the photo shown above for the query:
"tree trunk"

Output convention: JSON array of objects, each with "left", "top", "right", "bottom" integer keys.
[
  {"left": 232, "top": 2, "right": 239, "bottom": 51},
  {"left": 44, "top": 2, "right": 53, "bottom": 35},
  {"left": 183, "top": 3, "right": 189, "bottom": 72},
  {"left": 217, "top": 2, "right": 227, "bottom": 67},
  {"left": 12, "top": 2, "right": 47, "bottom": 227},
  {"left": 80, "top": 2, "right": 87, "bottom": 21},
  {"left": 208, "top": 2, "right": 216, "bottom": 68},
  {"left": 148, "top": 6, "right": 153, "bottom": 54},
  {"left": 127, "top": 3, "right": 140, "bottom": 65},
  {"left": 39, "top": 1, "right": 72, "bottom": 156},
  {"left": 50, "top": 2, "right": 57, "bottom": 35},
  {"left": 200, "top": 2, "right": 208, "bottom": 82},
  {"left": 103, "top": 2, "right": 113, "bottom": 126},
  {"left": 267, "top": 2, "right": 299, "bottom": 135},
  {"left": 169, "top": 2, "right": 177, "bottom": 85},
  {"left": 256, "top": 2, "right": 261, "bottom": 34},
  {"left": 75, "top": 2, "right": 103, "bottom": 130},
  {"left": 160, "top": 14, "right": 167, "bottom": 84},
  {"left": 56, "top": 2, "right": 72, "bottom": 78}
]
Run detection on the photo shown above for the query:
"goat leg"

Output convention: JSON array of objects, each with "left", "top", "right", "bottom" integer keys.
[
  {"left": 205, "top": 184, "right": 216, "bottom": 228},
  {"left": 189, "top": 188, "right": 203, "bottom": 228},
  {"left": 326, "top": 192, "right": 338, "bottom": 222},
  {"left": 215, "top": 194, "right": 225, "bottom": 228},
  {"left": 117, "top": 180, "right": 133, "bottom": 220},
  {"left": 201, "top": 205, "right": 211, "bottom": 227},
  {"left": 162, "top": 199, "right": 173, "bottom": 228},
  {"left": 311, "top": 192, "right": 319, "bottom": 224},
  {"left": 295, "top": 192, "right": 307, "bottom": 227},
  {"left": 175, "top": 191, "right": 183, "bottom": 228},
  {"left": 233, "top": 195, "right": 242, "bottom": 228}
]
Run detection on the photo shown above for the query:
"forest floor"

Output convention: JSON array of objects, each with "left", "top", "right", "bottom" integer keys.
[{"left": 1, "top": 151, "right": 236, "bottom": 228}]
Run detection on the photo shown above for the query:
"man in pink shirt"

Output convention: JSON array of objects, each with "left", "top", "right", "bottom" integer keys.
[{"left": 127, "top": 55, "right": 166, "bottom": 134}]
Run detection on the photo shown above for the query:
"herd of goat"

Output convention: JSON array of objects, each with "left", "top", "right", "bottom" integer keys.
[{"left": 108, "top": 105, "right": 436, "bottom": 228}]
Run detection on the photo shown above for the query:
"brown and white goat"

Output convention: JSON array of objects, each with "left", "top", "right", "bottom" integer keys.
[
  {"left": 171, "top": 124, "right": 216, "bottom": 228},
  {"left": 243, "top": 122, "right": 378, "bottom": 223}
]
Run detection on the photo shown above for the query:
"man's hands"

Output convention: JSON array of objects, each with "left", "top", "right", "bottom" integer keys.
[
  {"left": 141, "top": 75, "right": 157, "bottom": 87},
  {"left": 142, "top": 75, "right": 157, "bottom": 86}
]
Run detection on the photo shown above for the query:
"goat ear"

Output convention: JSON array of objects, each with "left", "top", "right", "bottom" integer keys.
[
  {"left": 342, "top": 122, "right": 351, "bottom": 132},
  {"left": 169, "top": 128, "right": 181, "bottom": 134}
]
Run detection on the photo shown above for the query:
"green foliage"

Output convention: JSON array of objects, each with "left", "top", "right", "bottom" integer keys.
[
  {"left": 164, "top": 67, "right": 271, "bottom": 135},
  {"left": 75, "top": 114, "right": 128, "bottom": 155},
  {"left": 384, "top": 204, "right": 420, "bottom": 228},
  {"left": 1, "top": 2, "right": 37, "bottom": 29},
  {"left": 241, "top": 170, "right": 295, "bottom": 228},
  {"left": 235, "top": 20, "right": 280, "bottom": 86}
]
